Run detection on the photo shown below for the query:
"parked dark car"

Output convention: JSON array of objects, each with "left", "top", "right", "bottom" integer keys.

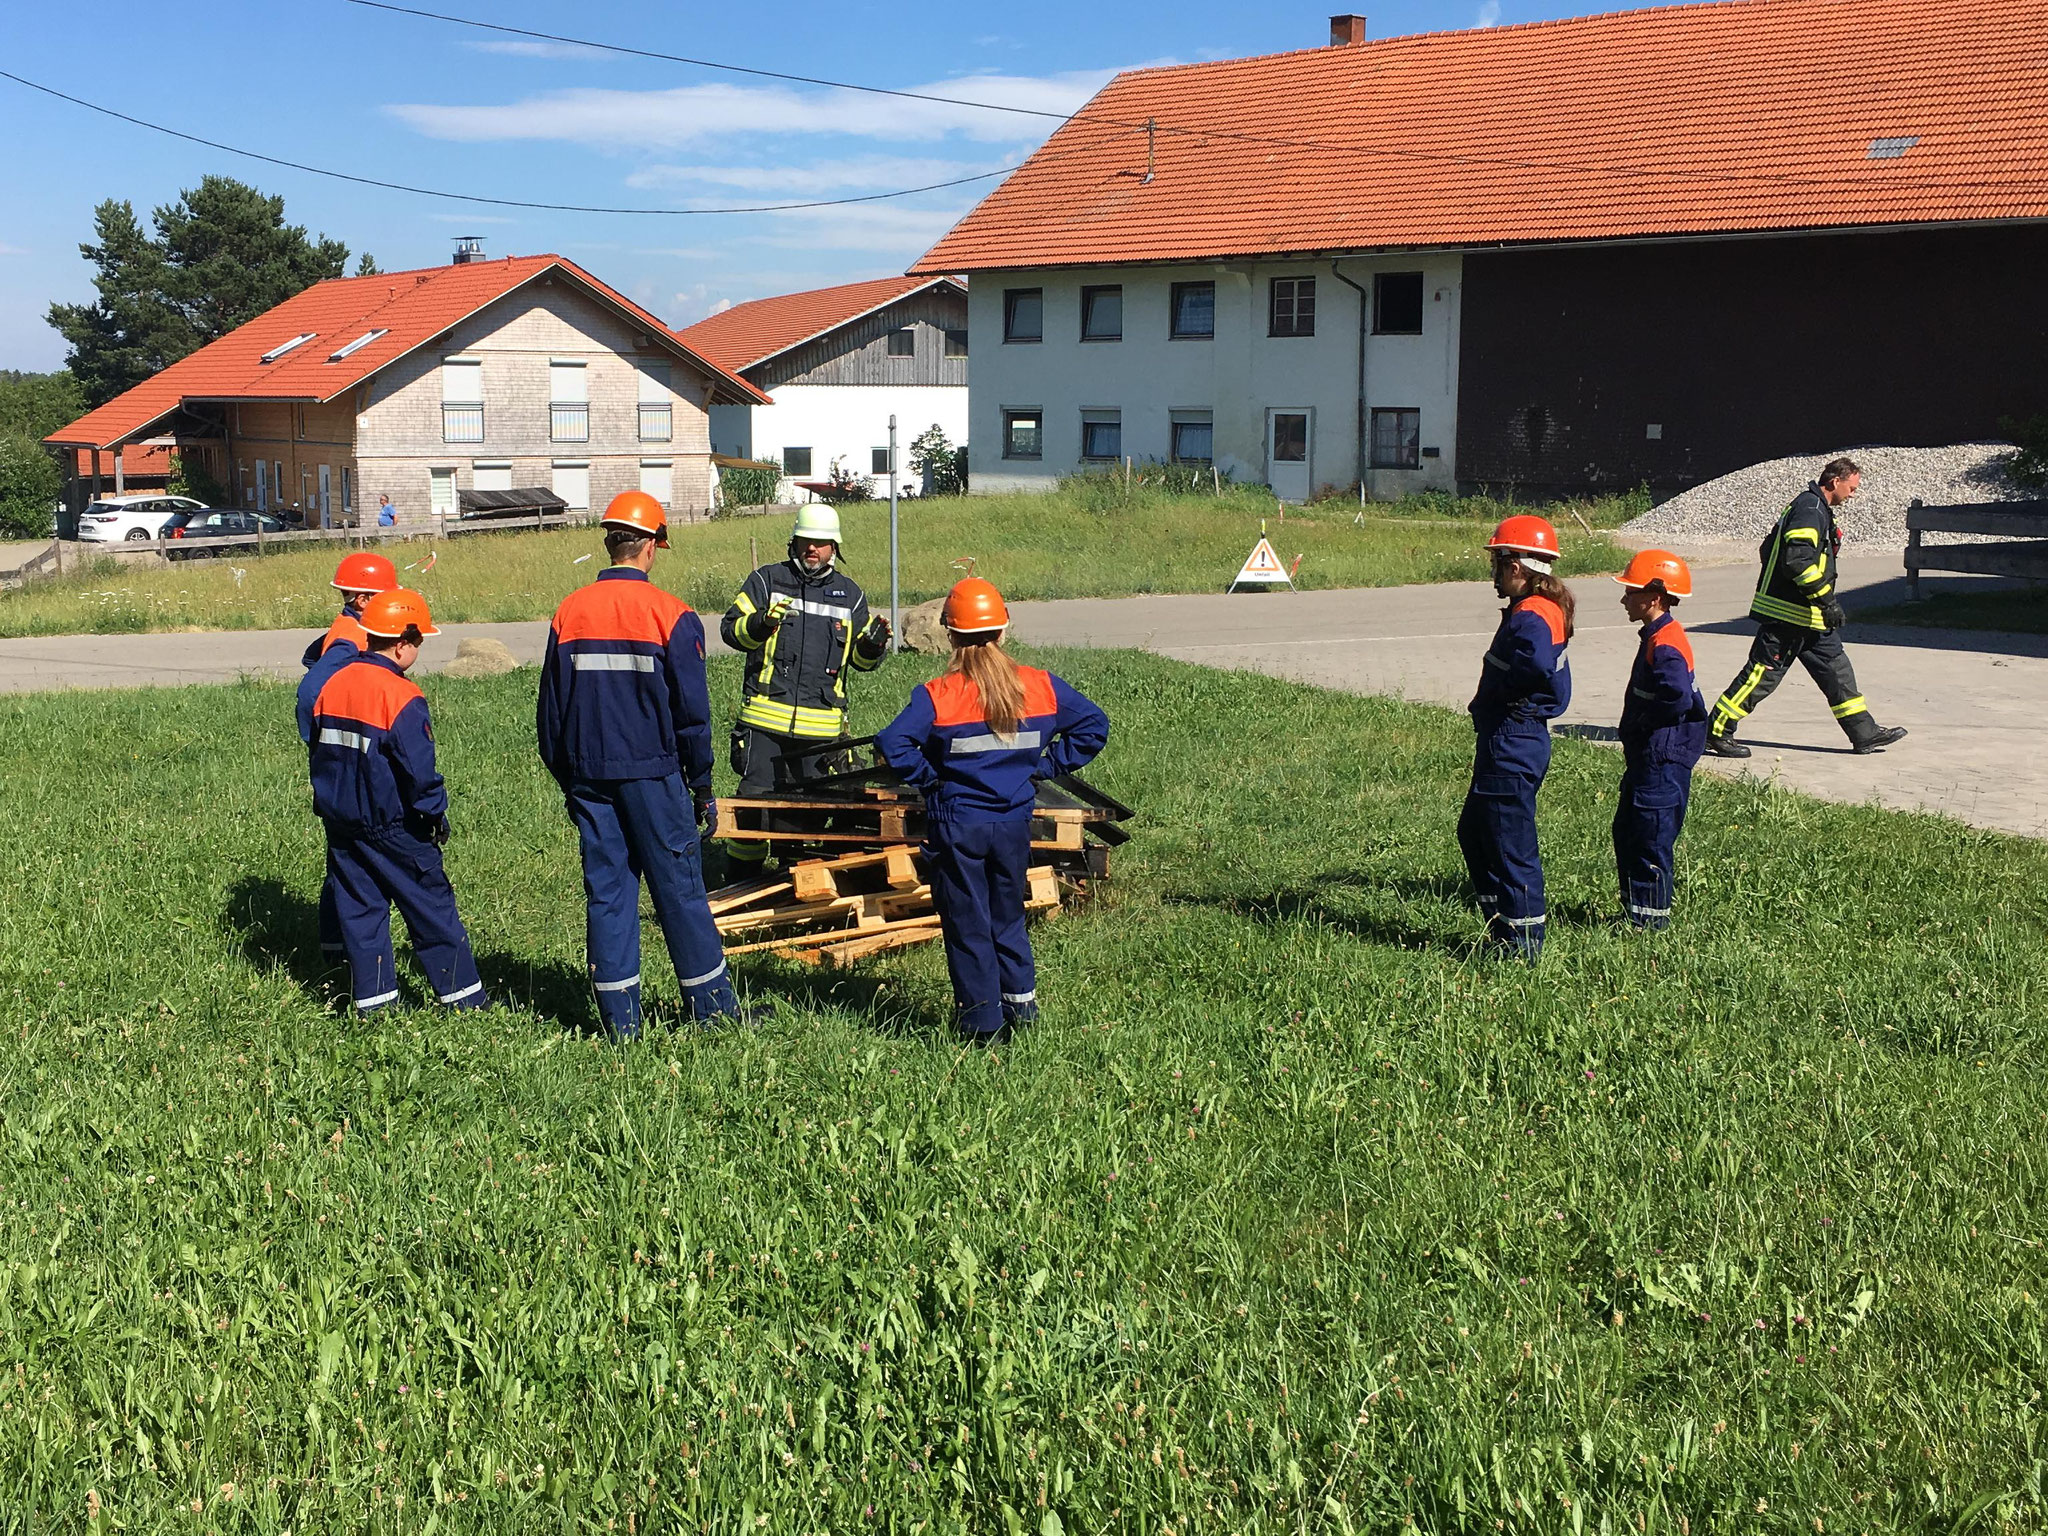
[{"left": 162, "top": 508, "right": 289, "bottom": 557}]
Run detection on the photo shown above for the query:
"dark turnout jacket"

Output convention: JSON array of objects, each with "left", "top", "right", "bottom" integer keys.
[
  {"left": 721, "top": 559, "right": 888, "bottom": 739},
  {"left": 1749, "top": 485, "right": 1840, "bottom": 631}
]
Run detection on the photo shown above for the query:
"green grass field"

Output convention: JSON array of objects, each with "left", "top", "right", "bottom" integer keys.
[
  {"left": 1, "top": 487, "right": 1634, "bottom": 640},
  {"left": 4, "top": 650, "right": 2043, "bottom": 1532}
]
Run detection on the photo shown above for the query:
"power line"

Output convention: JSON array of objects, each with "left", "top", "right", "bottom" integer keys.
[
  {"left": 0, "top": 68, "right": 1024, "bottom": 214},
  {"left": 346, "top": 0, "right": 1075, "bottom": 122},
  {"left": 352, "top": 0, "right": 2044, "bottom": 199}
]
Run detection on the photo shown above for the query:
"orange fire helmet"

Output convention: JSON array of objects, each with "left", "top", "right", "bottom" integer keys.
[
  {"left": 1614, "top": 548, "right": 1694, "bottom": 598},
  {"left": 601, "top": 489, "right": 670, "bottom": 548},
  {"left": 941, "top": 578, "right": 1010, "bottom": 635},
  {"left": 330, "top": 551, "right": 398, "bottom": 595},
  {"left": 1485, "top": 514, "right": 1563, "bottom": 563},
  {"left": 359, "top": 588, "right": 441, "bottom": 640}
]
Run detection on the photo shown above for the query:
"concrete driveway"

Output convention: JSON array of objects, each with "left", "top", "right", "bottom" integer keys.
[{"left": 0, "top": 556, "right": 2040, "bottom": 836}]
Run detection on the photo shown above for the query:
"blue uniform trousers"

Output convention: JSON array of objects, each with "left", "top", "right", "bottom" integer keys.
[
  {"left": 566, "top": 773, "right": 738, "bottom": 1039},
  {"left": 1612, "top": 757, "right": 1692, "bottom": 930},
  {"left": 317, "top": 849, "right": 344, "bottom": 963},
  {"left": 927, "top": 814, "right": 1036, "bottom": 1038},
  {"left": 1457, "top": 723, "right": 1551, "bottom": 956},
  {"left": 326, "top": 826, "right": 487, "bottom": 1013}
]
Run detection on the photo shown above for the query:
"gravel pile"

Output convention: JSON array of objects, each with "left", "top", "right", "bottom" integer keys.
[{"left": 1621, "top": 442, "right": 2022, "bottom": 549}]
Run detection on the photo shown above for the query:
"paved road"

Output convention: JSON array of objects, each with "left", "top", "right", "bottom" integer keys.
[{"left": 1, "top": 556, "right": 2041, "bottom": 836}]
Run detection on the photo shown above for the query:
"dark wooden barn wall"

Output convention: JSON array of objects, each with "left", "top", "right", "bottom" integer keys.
[
  {"left": 1455, "top": 225, "right": 2048, "bottom": 498},
  {"left": 754, "top": 289, "right": 971, "bottom": 391}
]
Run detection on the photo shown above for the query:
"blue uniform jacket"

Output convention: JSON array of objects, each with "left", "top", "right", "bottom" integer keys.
[
  {"left": 1618, "top": 612, "right": 1708, "bottom": 766},
  {"left": 309, "top": 653, "right": 447, "bottom": 835},
  {"left": 1470, "top": 594, "right": 1572, "bottom": 734},
  {"left": 536, "top": 567, "right": 715, "bottom": 790},
  {"left": 296, "top": 610, "right": 369, "bottom": 745},
  {"left": 877, "top": 664, "right": 1109, "bottom": 820}
]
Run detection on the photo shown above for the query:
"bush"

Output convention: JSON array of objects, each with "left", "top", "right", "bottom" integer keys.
[
  {"left": 718, "top": 462, "right": 782, "bottom": 509},
  {"left": 816, "top": 460, "right": 874, "bottom": 505},
  {"left": 0, "top": 433, "right": 61, "bottom": 538},
  {"left": 2000, "top": 414, "right": 2048, "bottom": 491},
  {"left": 167, "top": 453, "right": 232, "bottom": 509},
  {"left": 909, "top": 425, "right": 966, "bottom": 497}
]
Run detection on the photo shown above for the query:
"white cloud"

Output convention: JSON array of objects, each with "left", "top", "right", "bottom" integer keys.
[
  {"left": 463, "top": 38, "right": 612, "bottom": 61},
  {"left": 624, "top": 155, "right": 1008, "bottom": 196},
  {"left": 1475, "top": 1, "right": 1503, "bottom": 25},
  {"left": 0, "top": 243, "right": 25, "bottom": 256},
  {"left": 386, "top": 67, "right": 1124, "bottom": 148}
]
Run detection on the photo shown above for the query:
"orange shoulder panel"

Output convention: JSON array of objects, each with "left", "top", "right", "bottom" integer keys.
[
  {"left": 1518, "top": 595, "right": 1568, "bottom": 646},
  {"left": 551, "top": 579, "right": 686, "bottom": 646},
  {"left": 1017, "top": 666, "right": 1060, "bottom": 719},
  {"left": 925, "top": 672, "right": 984, "bottom": 728},
  {"left": 1651, "top": 621, "right": 1696, "bottom": 670},
  {"left": 314, "top": 660, "right": 423, "bottom": 731},
  {"left": 323, "top": 613, "right": 369, "bottom": 655}
]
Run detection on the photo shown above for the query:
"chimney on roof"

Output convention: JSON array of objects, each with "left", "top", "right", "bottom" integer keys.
[
  {"left": 451, "top": 237, "right": 485, "bottom": 265},
  {"left": 1329, "top": 13, "right": 1366, "bottom": 44}
]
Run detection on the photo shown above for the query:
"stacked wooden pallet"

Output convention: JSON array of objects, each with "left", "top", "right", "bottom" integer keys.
[{"left": 707, "top": 778, "right": 1128, "bottom": 967}]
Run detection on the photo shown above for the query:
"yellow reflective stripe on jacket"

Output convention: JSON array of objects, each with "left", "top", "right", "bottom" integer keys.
[
  {"left": 736, "top": 697, "right": 848, "bottom": 737},
  {"left": 727, "top": 590, "right": 767, "bottom": 650},
  {"left": 1784, "top": 529, "right": 1821, "bottom": 543},
  {"left": 1751, "top": 593, "right": 1825, "bottom": 629},
  {"left": 1794, "top": 561, "right": 1827, "bottom": 585},
  {"left": 756, "top": 618, "right": 779, "bottom": 691}
]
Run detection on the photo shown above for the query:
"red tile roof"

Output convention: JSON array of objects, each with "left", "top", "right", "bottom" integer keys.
[
  {"left": 47, "top": 254, "right": 767, "bottom": 450},
  {"left": 672, "top": 275, "right": 964, "bottom": 375},
  {"left": 912, "top": 0, "right": 2048, "bottom": 273}
]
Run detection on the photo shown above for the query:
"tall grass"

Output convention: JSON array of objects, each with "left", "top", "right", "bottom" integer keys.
[
  {"left": 0, "top": 489, "right": 1627, "bottom": 639},
  {"left": 0, "top": 652, "right": 2044, "bottom": 1530}
]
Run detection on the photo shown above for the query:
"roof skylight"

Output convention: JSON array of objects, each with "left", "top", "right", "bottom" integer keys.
[
  {"left": 259, "top": 332, "right": 316, "bottom": 363},
  {"left": 329, "top": 328, "right": 389, "bottom": 362},
  {"left": 1868, "top": 136, "right": 1921, "bottom": 159}
]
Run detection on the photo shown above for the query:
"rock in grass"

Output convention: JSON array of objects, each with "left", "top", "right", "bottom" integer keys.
[
  {"left": 439, "top": 637, "right": 518, "bottom": 678},
  {"left": 901, "top": 598, "right": 949, "bottom": 655}
]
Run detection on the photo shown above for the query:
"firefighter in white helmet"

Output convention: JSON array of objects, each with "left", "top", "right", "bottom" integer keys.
[{"left": 719, "top": 504, "right": 891, "bottom": 869}]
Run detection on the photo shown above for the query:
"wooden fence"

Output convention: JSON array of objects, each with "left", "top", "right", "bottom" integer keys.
[{"left": 1905, "top": 498, "right": 2048, "bottom": 599}]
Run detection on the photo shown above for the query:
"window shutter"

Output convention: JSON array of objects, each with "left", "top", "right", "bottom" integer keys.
[{"left": 441, "top": 358, "right": 483, "bottom": 403}]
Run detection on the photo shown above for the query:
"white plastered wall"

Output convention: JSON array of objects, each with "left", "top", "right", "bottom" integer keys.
[{"left": 712, "top": 383, "right": 968, "bottom": 499}]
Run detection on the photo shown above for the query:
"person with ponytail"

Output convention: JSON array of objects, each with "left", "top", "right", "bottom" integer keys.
[
  {"left": 877, "top": 579, "right": 1109, "bottom": 1045},
  {"left": 1458, "top": 516, "right": 1574, "bottom": 959}
]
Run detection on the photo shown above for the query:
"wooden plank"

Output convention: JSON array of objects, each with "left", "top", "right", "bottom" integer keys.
[
  {"left": 715, "top": 895, "right": 861, "bottom": 935},
  {"left": 822, "top": 927, "right": 944, "bottom": 968},
  {"left": 1906, "top": 508, "right": 2048, "bottom": 539},
  {"left": 885, "top": 846, "right": 920, "bottom": 890},
  {"left": 705, "top": 876, "right": 790, "bottom": 915},
  {"left": 790, "top": 860, "right": 838, "bottom": 903},
  {"left": 724, "top": 914, "right": 941, "bottom": 957},
  {"left": 1905, "top": 543, "right": 2048, "bottom": 581}
]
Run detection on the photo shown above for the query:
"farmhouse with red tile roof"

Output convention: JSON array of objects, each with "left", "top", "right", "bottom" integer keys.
[
  {"left": 46, "top": 247, "right": 766, "bottom": 529},
  {"left": 913, "top": 0, "right": 2048, "bottom": 499},
  {"left": 674, "top": 274, "right": 966, "bottom": 500}
]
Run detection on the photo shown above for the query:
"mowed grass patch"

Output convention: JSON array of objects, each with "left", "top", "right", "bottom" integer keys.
[
  {"left": 1, "top": 652, "right": 2044, "bottom": 1532},
  {"left": 0, "top": 486, "right": 1630, "bottom": 638}
]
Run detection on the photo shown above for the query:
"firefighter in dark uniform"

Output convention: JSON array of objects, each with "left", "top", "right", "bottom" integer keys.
[
  {"left": 1459, "top": 516, "right": 1574, "bottom": 960},
  {"left": 308, "top": 588, "right": 488, "bottom": 1014},
  {"left": 719, "top": 505, "right": 891, "bottom": 871},
  {"left": 1704, "top": 456, "right": 1908, "bottom": 757},
  {"left": 298, "top": 551, "right": 400, "bottom": 967},
  {"left": 538, "top": 490, "right": 757, "bottom": 1040},
  {"left": 1612, "top": 550, "right": 1709, "bottom": 930},
  {"left": 876, "top": 579, "right": 1109, "bottom": 1045}
]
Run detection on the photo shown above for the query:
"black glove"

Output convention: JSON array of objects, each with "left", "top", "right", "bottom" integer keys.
[
  {"left": 693, "top": 792, "right": 718, "bottom": 835},
  {"left": 410, "top": 812, "right": 451, "bottom": 847},
  {"left": 1820, "top": 596, "right": 1848, "bottom": 631}
]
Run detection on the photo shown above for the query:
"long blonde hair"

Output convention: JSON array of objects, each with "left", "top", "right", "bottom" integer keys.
[{"left": 947, "top": 635, "right": 1025, "bottom": 737}]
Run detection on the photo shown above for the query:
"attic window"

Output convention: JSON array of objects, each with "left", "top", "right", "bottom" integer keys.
[
  {"left": 329, "top": 328, "right": 389, "bottom": 361},
  {"left": 1868, "top": 136, "right": 1920, "bottom": 159},
  {"left": 260, "top": 333, "right": 316, "bottom": 364}
]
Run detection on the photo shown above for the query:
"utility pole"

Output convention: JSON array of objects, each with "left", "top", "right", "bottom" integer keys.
[{"left": 888, "top": 414, "right": 901, "bottom": 655}]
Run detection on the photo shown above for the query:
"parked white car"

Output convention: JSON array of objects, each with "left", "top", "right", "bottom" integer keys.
[{"left": 75, "top": 494, "right": 213, "bottom": 543}]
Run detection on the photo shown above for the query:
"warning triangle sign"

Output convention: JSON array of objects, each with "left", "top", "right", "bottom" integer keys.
[{"left": 1229, "top": 536, "right": 1293, "bottom": 590}]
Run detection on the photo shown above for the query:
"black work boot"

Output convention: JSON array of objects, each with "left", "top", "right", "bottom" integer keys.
[
  {"left": 1852, "top": 725, "right": 1908, "bottom": 755},
  {"left": 1703, "top": 732, "right": 1751, "bottom": 759}
]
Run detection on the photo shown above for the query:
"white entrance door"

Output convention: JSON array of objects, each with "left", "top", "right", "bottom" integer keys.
[
  {"left": 317, "top": 464, "right": 332, "bottom": 528},
  {"left": 1266, "top": 409, "right": 1313, "bottom": 502}
]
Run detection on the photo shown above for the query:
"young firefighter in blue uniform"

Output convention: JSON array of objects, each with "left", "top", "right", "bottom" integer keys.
[
  {"left": 537, "top": 490, "right": 755, "bottom": 1040},
  {"left": 1458, "top": 516, "right": 1573, "bottom": 959},
  {"left": 298, "top": 551, "right": 399, "bottom": 967},
  {"left": 877, "top": 579, "right": 1109, "bottom": 1045},
  {"left": 308, "top": 588, "right": 488, "bottom": 1014},
  {"left": 1612, "top": 550, "right": 1710, "bottom": 930}
]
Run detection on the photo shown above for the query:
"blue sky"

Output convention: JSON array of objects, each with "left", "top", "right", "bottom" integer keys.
[{"left": 0, "top": 0, "right": 1664, "bottom": 371}]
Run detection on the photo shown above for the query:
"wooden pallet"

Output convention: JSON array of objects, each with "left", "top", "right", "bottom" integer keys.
[{"left": 712, "top": 797, "right": 1095, "bottom": 851}]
